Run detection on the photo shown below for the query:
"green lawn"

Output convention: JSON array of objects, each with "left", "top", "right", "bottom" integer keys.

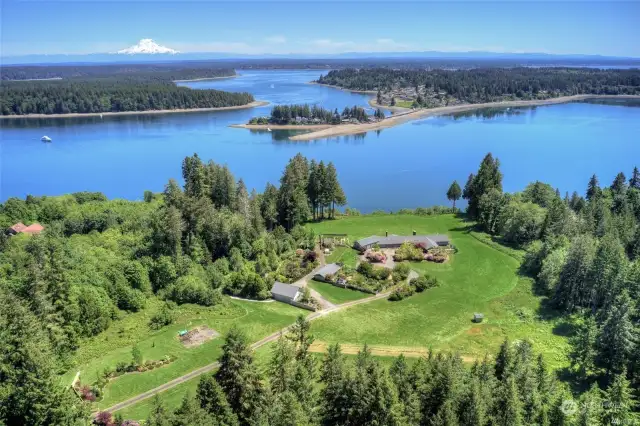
[
  {"left": 394, "top": 100, "right": 414, "bottom": 108},
  {"left": 325, "top": 245, "right": 359, "bottom": 267},
  {"left": 307, "top": 214, "right": 570, "bottom": 369},
  {"left": 308, "top": 279, "right": 370, "bottom": 304},
  {"left": 63, "top": 298, "right": 306, "bottom": 410}
]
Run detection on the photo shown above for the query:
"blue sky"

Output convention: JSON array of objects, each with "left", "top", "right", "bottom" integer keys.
[{"left": 2, "top": 1, "right": 639, "bottom": 57}]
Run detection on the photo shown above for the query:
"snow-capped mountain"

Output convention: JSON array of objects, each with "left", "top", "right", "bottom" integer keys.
[{"left": 117, "top": 39, "right": 179, "bottom": 55}]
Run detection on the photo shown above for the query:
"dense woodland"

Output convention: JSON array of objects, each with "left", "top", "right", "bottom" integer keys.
[
  {"left": 0, "top": 64, "right": 236, "bottom": 81},
  {"left": 317, "top": 68, "right": 640, "bottom": 105},
  {"left": 0, "top": 77, "right": 254, "bottom": 115},
  {"left": 249, "top": 104, "right": 382, "bottom": 125}
]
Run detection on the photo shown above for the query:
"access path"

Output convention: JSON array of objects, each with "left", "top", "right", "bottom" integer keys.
[{"left": 102, "top": 282, "right": 391, "bottom": 415}]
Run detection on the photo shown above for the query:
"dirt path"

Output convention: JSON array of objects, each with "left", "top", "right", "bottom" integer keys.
[
  {"left": 308, "top": 341, "right": 477, "bottom": 362},
  {"left": 291, "top": 257, "right": 337, "bottom": 310},
  {"left": 102, "top": 288, "right": 391, "bottom": 415}
]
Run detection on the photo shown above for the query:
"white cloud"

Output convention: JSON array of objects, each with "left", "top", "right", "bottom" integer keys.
[{"left": 265, "top": 35, "right": 286, "bottom": 44}]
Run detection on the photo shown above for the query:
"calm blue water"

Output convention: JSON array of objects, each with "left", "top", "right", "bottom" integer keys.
[{"left": 2, "top": 70, "right": 640, "bottom": 212}]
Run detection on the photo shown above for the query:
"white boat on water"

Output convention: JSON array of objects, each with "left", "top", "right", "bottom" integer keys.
[
  {"left": 267, "top": 128, "right": 272, "bottom": 132},
  {"left": 41, "top": 136, "right": 52, "bottom": 142}
]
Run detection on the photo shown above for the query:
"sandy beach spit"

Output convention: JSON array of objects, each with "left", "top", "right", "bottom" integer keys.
[
  {"left": 289, "top": 95, "right": 640, "bottom": 141},
  {"left": 0, "top": 100, "right": 270, "bottom": 119}
]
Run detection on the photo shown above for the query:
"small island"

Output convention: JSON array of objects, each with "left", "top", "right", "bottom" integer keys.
[{"left": 232, "top": 103, "right": 385, "bottom": 130}]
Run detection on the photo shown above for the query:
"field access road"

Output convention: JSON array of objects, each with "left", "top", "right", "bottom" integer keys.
[{"left": 102, "top": 284, "right": 391, "bottom": 415}]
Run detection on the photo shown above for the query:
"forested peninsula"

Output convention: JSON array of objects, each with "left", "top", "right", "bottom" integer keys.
[
  {"left": 243, "top": 104, "right": 384, "bottom": 128},
  {"left": 317, "top": 67, "right": 640, "bottom": 108},
  {"left": 0, "top": 67, "right": 256, "bottom": 116}
]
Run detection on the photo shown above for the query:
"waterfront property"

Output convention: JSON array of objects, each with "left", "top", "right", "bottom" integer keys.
[
  {"left": 270, "top": 281, "right": 302, "bottom": 304},
  {"left": 354, "top": 233, "right": 450, "bottom": 252},
  {"left": 313, "top": 263, "right": 342, "bottom": 282}
]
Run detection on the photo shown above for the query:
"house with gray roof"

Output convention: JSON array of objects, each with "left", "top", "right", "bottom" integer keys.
[
  {"left": 354, "top": 233, "right": 450, "bottom": 252},
  {"left": 271, "top": 281, "right": 302, "bottom": 304},
  {"left": 313, "top": 263, "right": 342, "bottom": 282}
]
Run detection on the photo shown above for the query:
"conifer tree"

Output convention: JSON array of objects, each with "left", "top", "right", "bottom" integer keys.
[
  {"left": 270, "top": 333, "right": 295, "bottom": 395},
  {"left": 146, "top": 395, "right": 172, "bottom": 426},
  {"left": 320, "top": 343, "right": 347, "bottom": 425},
  {"left": 611, "top": 172, "right": 627, "bottom": 196},
  {"left": 215, "top": 327, "right": 265, "bottom": 423},
  {"left": 587, "top": 234, "right": 627, "bottom": 310},
  {"left": 235, "top": 179, "right": 250, "bottom": 222},
  {"left": 446, "top": 180, "right": 462, "bottom": 210},
  {"left": 630, "top": 166, "right": 640, "bottom": 189},
  {"left": 586, "top": 174, "right": 601, "bottom": 201},
  {"left": 466, "top": 153, "right": 503, "bottom": 220},
  {"left": 197, "top": 374, "right": 238, "bottom": 426},
  {"left": 569, "top": 316, "right": 598, "bottom": 379},
  {"left": 171, "top": 392, "right": 216, "bottom": 426},
  {"left": 597, "top": 291, "right": 635, "bottom": 375},
  {"left": 602, "top": 371, "right": 636, "bottom": 425},
  {"left": 576, "top": 383, "right": 603, "bottom": 426},
  {"left": 553, "top": 234, "right": 596, "bottom": 312},
  {"left": 0, "top": 290, "right": 87, "bottom": 426},
  {"left": 494, "top": 377, "right": 523, "bottom": 426}
]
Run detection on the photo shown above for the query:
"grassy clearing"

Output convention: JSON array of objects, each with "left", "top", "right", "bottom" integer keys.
[
  {"left": 307, "top": 214, "right": 570, "bottom": 370},
  {"left": 394, "top": 100, "right": 414, "bottom": 108},
  {"left": 63, "top": 298, "right": 305, "bottom": 410},
  {"left": 324, "top": 245, "right": 359, "bottom": 267},
  {"left": 307, "top": 279, "right": 369, "bottom": 304}
]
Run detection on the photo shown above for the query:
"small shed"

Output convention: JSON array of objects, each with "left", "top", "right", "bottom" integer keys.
[
  {"left": 271, "top": 281, "right": 302, "bottom": 304},
  {"left": 473, "top": 313, "right": 484, "bottom": 323},
  {"left": 313, "top": 263, "right": 342, "bottom": 282}
]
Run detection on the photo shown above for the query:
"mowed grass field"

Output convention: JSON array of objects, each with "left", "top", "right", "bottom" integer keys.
[
  {"left": 307, "top": 279, "right": 369, "bottom": 304},
  {"left": 307, "top": 214, "right": 570, "bottom": 369},
  {"left": 63, "top": 298, "right": 305, "bottom": 411}
]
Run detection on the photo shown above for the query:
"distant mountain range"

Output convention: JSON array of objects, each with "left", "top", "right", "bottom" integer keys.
[{"left": 2, "top": 39, "right": 639, "bottom": 66}]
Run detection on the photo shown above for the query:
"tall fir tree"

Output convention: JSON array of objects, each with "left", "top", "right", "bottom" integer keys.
[
  {"left": 197, "top": 373, "right": 238, "bottom": 426},
  {"left": 446, "top": 180, "right": 462, "bottom": 210},
  {"left": 597, "top": 291, "right": 636, "bottom": 376},
  {"left": 215, "top": 327, "right": 265, "bottom": 424},
  {"left": 630, "top": 166, "right": 640, "bottom": 189},
  {"left": 586, "top": 174, "right": 601, "bottom": 201}
]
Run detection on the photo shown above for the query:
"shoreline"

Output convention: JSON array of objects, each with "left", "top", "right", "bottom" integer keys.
[
  {"left": 230, "top": 123, "right": 333, "bottom": 130},
  {"left": 289, "top": 95, "right": 640, "bottom": 141},
  {"left": 307, "top": 81, "right": 378, "bottom": 95},
  {"left": 172, "top": 75, "right": 238, "bottom": 83},
  {"left": 0, "top": 100, "right": 270, "bottom": 119}
]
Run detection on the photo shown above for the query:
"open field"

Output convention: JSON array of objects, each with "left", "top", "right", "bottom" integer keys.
[
  {"left": 307, "top": 214, "right": 571, "bottom": 369},
  {"left": 290, "top": 94, "right": 640, "bottom": 141},
  {"left": 307, "top": 279, "right": 370, "bottom": 304},
  {"left": 63, "top": 297, "right": 305, "bottom": 410}
]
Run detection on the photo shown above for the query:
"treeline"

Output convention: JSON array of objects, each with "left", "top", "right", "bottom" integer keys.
[
  {"left": 0, "top": 63, "right": 236, "bottom": 81},
  {"left": 318, "top": 67, "right": 640, "bottom": 103},
  {"left": 96, "top": 317, "right": 634, "bottom": 426},
  {"left": 0, "top": 78, "right": 254, "bottom": 115},
  {"left": 249, "top": 104, "right": 380, "bottom": 125},
  {"left": 456, "top": 153, "right": 640, "bottom": 413}
]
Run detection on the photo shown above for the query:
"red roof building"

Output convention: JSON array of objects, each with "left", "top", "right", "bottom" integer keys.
[
  {"left": 22, "top": 224, "right": 45, "bottom": 235},
  {"left": 7, "top": 222, "right": 27, "bottom": 235},
  {"left": 7, "top": 222, "right": 44, "bottom": 236}
]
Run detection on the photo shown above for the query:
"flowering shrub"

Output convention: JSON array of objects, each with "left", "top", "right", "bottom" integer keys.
[
  {"left": 393, "top": 242, "right": 424, "bottom": 261},
  {"left": 388, "top": 284, "right": 415, "bottom": 301}
]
